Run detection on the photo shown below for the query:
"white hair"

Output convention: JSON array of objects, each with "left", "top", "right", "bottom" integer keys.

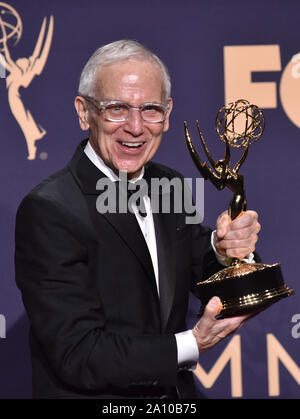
[{"left": 78, "top": 39, "right": 171, "bottom": 103}]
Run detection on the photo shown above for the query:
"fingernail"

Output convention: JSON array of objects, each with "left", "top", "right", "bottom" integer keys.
[{"left": 217, "top": 301, "right": 223, "bottom": 315}]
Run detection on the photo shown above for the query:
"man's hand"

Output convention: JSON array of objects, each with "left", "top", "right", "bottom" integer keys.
[
  {"left": 214, "top": 210, "right": 261, "bottom": 259},
  {"left": 192, "top": 297, "right": 248, "bottom": 354}
]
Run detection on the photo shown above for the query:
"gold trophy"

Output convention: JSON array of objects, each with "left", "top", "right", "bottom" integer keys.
[{"left": 184, "top": 99, "right": 294, "bottom": 317}]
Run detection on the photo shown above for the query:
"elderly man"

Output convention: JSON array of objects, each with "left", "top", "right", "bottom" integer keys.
[{"left": 15, "top": 40, "right": 260, "bottom": 399}]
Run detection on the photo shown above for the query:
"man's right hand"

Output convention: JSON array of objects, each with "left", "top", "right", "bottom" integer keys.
[{"left": 192, "top": 296, "right": 249, "bottom": 354}]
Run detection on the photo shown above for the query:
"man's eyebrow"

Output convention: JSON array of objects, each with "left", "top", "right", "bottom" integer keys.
[{"left": 99, "top": 99, "right": 165, "bottom": 106}]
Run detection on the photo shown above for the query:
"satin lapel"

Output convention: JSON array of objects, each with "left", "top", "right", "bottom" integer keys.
[
  {"left": 153, "top": 204, "right": 177, "bottom": 331},
  {"left": 143, "top": 162, "right": 178, "bottom": 330}
]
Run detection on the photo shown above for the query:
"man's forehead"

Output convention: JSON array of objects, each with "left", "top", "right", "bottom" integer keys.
[
  {"left": 124, "top": 74, "right": 139, "bottom": 83},
  {"left": 97, "top": 58, "right": 161, "bottom": 75},
  {"left": 95, "top": 59, "right": 164, "bottom": 97}
]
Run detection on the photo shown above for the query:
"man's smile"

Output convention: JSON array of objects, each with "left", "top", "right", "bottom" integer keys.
[{"left": 116, "top": 140, "right": 147, "bottom": 153}]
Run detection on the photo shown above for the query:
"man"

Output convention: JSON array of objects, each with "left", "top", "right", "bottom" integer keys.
[{"left": 15, "top": 40, "right": 260, "bottom": 399}]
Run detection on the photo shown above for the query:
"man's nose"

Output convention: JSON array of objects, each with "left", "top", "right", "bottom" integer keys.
[{"left": 124, "top": 109, "right": 144, "bottom": 136}]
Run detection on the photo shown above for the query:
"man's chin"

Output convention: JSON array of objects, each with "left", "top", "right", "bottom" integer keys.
[
  {"left": 115, "top": 164, "right": 143, "bottom": 179},
  {"left": 125, "top": 169, "right": 143, "bottom": 180}
]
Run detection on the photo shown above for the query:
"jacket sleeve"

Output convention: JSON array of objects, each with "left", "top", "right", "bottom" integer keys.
[{"left": 15, "top": 193, "right": 177, "bottom": 393}]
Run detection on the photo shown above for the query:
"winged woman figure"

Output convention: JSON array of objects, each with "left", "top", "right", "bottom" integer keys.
[
  {"left": 184, "top": 120, "right": 249, "bottom": 220},
  {"left": 0, "top": 15, "right": 54, "bottom": 160}
]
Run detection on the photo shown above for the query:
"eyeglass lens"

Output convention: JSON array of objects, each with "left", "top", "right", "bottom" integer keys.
[{"left": 105, "top": 103, "right": 166, "bottom": 122}]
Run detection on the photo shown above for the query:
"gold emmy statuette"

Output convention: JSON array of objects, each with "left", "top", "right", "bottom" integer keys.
[{"left": 184, "top": 99, "right": 294, "bottom": 317}]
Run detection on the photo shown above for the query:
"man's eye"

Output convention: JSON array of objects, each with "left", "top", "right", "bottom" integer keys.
[
  {"left": 143, "top": 105, "right": 158, "bottom": 112},
  {"left": 142, "top": 105, "right": 164, "bottom": 115},
  {"left": 110, "top": 105, "right": 124, "bottom": 112},
  {"left": 106, "top": 104, "right": 128, "bottom": 113},
  {"left": 144, "top": 105, "right": 154, "bottom": 111}
]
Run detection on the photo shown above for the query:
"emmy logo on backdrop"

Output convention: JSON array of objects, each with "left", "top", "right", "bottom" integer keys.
[{"left": 0, "top": 3, "right": 54, "bottom": 160}]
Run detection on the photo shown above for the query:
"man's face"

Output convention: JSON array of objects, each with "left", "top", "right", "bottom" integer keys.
[{"left": 75, "top": 59, "right": 173, "bottom": 179}]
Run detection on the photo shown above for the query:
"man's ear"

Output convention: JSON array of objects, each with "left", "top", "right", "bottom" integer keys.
[
  {"left": 163, "top": 97, "right": 173, "bottom": 132},
  {"left": 74, "top": 96, "right": 90, "bottom": 131}
]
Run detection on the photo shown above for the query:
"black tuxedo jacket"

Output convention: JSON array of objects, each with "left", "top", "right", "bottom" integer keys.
[{"left": 15, "top": 140, "right": 223, "bottom": 399}]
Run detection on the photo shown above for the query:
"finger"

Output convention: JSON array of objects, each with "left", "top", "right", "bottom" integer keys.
[
  {"left": 229, "top": 222, "right": 261, "bottom": 240},
  {"left": 229, "top": 211, "right": 259, "bottom": 230},
  {"left": 203, "top": 296, "right": 223, "bottom": 320},
  {"left": 216, "top": 235, "right": 258, "bottom": 251},
  {"left": 222, "top": 225, "right": 260, "bottom": 241},
  {"left": 207, "top": 315, "right": 246, "bottom": 341},
  {"left": 193, "top": 304, "right": 250, "bottom": 354},
  {"left": 216, "top": 212, "right": 231, "bottom": 239},
  {"left": 192, "top": 297, "right": 221, "bottom": 342},
  {"left": 217, "top": 313, "right": 250, "bottom": 330},
  {"left": 225, "top": 247, "right": 253, "bottom": 259}
]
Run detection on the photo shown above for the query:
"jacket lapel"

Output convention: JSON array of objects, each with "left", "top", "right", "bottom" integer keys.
[
  {"left": 68, "top": 141, "right": 178, "bottom": 328},
  {"left": 145, "top": 163, "right": 177, "bottom": 331},
  {"left": 68, "top": 140, "right": 157, "bottom": 288},
  {"left": 153, "top": 212, "right": 176, "bottom": 331}
]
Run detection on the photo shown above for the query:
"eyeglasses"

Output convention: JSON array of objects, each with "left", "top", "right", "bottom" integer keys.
[{"left": 81, "top": 95, "right": 170, "bottom": 123}]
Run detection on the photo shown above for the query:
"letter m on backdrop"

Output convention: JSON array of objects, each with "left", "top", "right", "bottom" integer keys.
[
  {"left": 267, "top": 333, "right": 300, "bottom": 396},
  {"left": 193, "top": 335, "right": 242, "bottom": 397}
]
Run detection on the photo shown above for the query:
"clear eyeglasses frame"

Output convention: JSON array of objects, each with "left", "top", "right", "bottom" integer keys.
[{"left": 80, "top": 94, "right": 170, "bottom": 123}]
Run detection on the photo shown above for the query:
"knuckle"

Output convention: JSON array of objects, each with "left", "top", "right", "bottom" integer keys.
[
  {"left": 232, "top": 239, "right": 240, "bottom": 248},
  {"left": 204, "top": 304, "right": 216, "bottom": 318},
  {"left": 245, "top": 212, "right": 252, "bottom": 222},
  {"left": 247, "top": 245, "right": 255, "bottom": 255},
  {"left": 217, "top": 211, "right": 227, "bottom": 224},
  {"left": 236, "top": 230, "right": 244, "bottom": 240},
  {"left": 248, "top": 210, "right": 258, "bottom": 220}
]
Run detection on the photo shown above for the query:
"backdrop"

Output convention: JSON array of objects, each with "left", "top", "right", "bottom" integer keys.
[{"left": 0, "top": 0, "right": 299, "bottom": 399}]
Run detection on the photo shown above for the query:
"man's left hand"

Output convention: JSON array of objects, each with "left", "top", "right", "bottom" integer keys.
[{"left": 214, "top": 210, "right": 261, "bottom": 259}]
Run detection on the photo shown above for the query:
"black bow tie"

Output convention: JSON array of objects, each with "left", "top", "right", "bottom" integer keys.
[{"left": 116, "top": 178, "right": 149, "bottom": 217}]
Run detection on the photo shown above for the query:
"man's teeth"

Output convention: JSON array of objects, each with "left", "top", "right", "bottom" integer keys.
[{"left": 121, "top": 142, "right": 143, "bottom": 147}]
